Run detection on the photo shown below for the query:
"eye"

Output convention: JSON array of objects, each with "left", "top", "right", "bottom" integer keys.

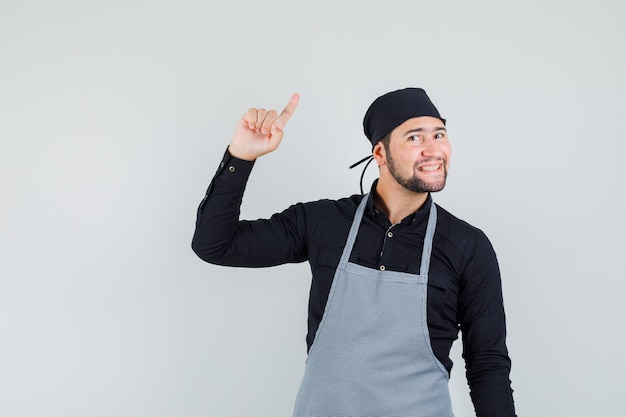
[
  {"left": 408, "top": 135, "right": 423, "bottom": 143},
  {"left": 434, "top": 132, "right": 445, "bottom": 139}
]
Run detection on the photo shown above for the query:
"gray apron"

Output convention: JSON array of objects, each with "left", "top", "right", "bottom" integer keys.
[{"left": 293, "top": 194, "right": 454, "bottom": 417}]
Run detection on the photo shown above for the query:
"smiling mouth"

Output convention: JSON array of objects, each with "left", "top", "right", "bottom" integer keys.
[
  {"left": 418, "top": 164, "right": 441, "bottom": 172},
  {"left": 416, "top": 160, "right": 446, "bottom": 173}
]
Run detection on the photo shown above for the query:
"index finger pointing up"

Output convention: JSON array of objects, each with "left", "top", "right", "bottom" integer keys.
[{"left": 273, "top": 93, "right": 300, "bottom": 131}]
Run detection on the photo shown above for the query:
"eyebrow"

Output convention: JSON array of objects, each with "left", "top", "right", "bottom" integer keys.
[{"left": 404, "top": 126, "right": 447, "bottom": 135}]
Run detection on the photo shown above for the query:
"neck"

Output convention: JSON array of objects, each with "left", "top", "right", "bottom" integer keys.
[{"left": 374, "top": 178, "right": 429, "bottom": 224}]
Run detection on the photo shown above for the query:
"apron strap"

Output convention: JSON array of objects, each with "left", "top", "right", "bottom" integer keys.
[
  {"left": 419, "top": 200, "right": 437, "bottom": 276},
  {"left": 337, "top": 194, "right": 369, "bottom": 270}
]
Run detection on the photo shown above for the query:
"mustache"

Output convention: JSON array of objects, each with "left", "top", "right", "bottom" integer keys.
[{"left": 413, "top": 157, "right": 447, "bottom": 168}]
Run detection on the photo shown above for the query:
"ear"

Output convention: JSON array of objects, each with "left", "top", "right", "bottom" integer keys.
[
  {"left": 373, "top": 142, "right": 386, "bottom": 166},
  {"left": 372, "top": 141, "right": 387, "bottom": 166}
]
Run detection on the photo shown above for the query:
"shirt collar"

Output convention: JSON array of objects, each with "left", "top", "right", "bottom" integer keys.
[{"left": 365, "top": 180, "right": 433, "bottom": 226}]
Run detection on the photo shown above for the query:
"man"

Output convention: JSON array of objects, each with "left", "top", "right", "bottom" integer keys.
[{"left": 192, "top": 88, "right": 516, "bottom": 417}]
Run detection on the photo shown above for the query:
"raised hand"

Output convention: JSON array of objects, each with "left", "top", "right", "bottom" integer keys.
[{"left": 228, "top": 93, "right": 300, "bottom": 161}]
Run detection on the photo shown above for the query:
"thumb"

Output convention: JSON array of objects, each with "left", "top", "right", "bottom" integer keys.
[{"left": 268, "top": 123, "right": 285, "bottom": 148}]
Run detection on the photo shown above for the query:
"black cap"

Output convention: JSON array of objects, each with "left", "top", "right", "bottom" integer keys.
[{"left": 363, "top": 87, "right": 445, "bottom": 147}]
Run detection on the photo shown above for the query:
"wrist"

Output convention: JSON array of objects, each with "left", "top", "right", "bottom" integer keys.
[{"left": 227, "top": 144, "right": 256, "bottom": 161}]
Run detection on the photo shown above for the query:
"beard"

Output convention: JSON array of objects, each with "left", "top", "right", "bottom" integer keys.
[{"left": 386, "top": 150, "right": 448, "bottom": 193}]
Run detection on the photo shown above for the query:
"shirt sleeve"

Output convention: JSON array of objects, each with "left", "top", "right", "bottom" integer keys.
[
  {"left": 459, "top": 231, "right": 517, "bottom": 417},
  {"left": 191, "top": 148, "right": 309, "bottom": 267}
]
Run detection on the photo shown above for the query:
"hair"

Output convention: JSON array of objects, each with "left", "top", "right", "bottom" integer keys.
[{"left": 379, "top": 133, "right": 391, "bottom": 155}]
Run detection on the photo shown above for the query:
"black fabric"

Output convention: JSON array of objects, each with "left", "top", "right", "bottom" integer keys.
[
  {"left": 363, "top": 87, "right": 446, "bottom": 146},
  {"left": 192, "top": 149, "right": 516, "bottom": 417}
]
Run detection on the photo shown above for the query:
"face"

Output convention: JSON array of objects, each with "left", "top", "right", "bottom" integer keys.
[{"left": 378, "top": 116, "right": 452, "bottom": 193}]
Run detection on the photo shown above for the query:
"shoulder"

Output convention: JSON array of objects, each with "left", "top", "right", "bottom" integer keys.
[
  {"left": 273, "top": 194, "right": 362, "bottom": 226},
  {"left": 293, "top": 194, "right": 363, "bottom": 241},
  {"left": 434, "top": 203, "right": 496, "bottom": 260},
  {"left": 300, "top": 194, "right": 363, "bottom": 217}
]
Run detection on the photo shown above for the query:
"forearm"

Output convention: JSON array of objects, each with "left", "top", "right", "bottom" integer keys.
[
  {"left": 191, "top": 149, "right": 308, "bottom": 267},
  {"left": 464, "top": 326, "right": 516, "bottom": 417},
  {"left": 191, "top": 148, "right": 255, "bottom": 264},
  {"left": 468, "top": 366, "right": 516, "bottom": 417}
]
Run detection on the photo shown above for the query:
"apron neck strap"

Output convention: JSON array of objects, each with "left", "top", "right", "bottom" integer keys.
[
  {"left": 337, "top": 194, "right": 369, "bottom": 269},
  {"left": 419, "top": 200, "right": 437, "bottom": 276}
]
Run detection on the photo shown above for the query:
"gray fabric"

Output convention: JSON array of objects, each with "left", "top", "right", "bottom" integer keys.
[{"left": 293, "top": 194, "right": 454, "bottom": 417}]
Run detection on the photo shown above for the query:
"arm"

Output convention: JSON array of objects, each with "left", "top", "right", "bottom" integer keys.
[
  {"left": 459, "top": 232, "right": 516, "bottom": 417},
  {"left": 191, "top": 94, "right": 307, "bottom": 267}
]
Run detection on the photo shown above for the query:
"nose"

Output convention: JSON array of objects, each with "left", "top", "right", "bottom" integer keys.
[{"left": 421, "top": 138, "right": 443, "bottom": 158}]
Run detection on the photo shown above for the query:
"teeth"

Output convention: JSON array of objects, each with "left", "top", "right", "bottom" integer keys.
[{"left": 420, "top": 165, "right": 439, "bottom": 172}]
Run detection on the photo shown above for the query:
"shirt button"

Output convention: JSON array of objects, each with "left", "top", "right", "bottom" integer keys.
[
  {"left": 228, "top": 165, "right": 236, "bottom": 173},
  {"left": 387, "top": 231, "right": 393, "bottom": 238},
  {"left": 220, "top": 161, "right": 225, "bottom": 168},
  {"left": 379, "top": 265, "right": 386, "bottom": 271}
]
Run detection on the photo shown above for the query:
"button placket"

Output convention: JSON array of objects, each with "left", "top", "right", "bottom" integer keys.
[{"left": 379, "top": 224, "right": 398, "bottom": 271}]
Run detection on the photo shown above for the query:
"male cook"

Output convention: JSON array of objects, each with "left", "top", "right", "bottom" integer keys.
[{"left": 192, "top": 88, "right": 516, "bottom": 417}]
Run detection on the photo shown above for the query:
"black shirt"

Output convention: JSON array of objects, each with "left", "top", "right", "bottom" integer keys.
[{"left": 192, "top": 149, "right": 516, "bottom": 417}]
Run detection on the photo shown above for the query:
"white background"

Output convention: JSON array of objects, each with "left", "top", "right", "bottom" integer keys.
[{"left": 1, "top": 1, "right": 625, "bottom": 416}]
